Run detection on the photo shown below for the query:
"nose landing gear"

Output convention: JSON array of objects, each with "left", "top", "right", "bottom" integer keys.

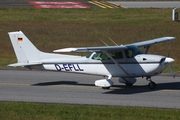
[{"left": 146, "top": 77, "right": 156, "bottom": 89}]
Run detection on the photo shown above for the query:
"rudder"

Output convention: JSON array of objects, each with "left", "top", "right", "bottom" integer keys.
[{"left": 8, "top": 31, "right": 41, "bottom": 64}]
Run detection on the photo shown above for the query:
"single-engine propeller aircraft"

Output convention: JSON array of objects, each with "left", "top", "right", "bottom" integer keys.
[{"left": 8, "top": 31, "right": 176, "bottom": 89}]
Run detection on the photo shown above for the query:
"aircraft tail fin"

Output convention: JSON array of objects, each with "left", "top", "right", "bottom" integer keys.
[{"left": 8, "top": 31, "right": 41, "bottom": 66}]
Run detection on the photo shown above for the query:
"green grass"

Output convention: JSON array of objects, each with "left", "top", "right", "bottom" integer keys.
[
  {"left": 0, "top": 102, "right": 179, "bottom": 120},
  {"left": 0, "top": 8, "right": 180, "bottom": 72}
]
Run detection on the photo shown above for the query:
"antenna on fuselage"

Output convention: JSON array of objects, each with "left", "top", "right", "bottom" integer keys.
[
  {"left": 109, "top": 38, "right": 118, "bottom": 46},
  {"left": 100, "top": 39, "right": 109, "bottom": 46}
]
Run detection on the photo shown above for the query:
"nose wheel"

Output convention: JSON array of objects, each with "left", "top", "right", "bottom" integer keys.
[
  {"left": 146, "top": 77, "right": 156, "bottom": 89},
  {"left": 148, "top": 81, "right": 156, "bottom": 89}
]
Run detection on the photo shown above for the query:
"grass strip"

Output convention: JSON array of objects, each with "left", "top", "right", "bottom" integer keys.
[{"left": 0, "top": 102, "right": 180, "bottom": 120}]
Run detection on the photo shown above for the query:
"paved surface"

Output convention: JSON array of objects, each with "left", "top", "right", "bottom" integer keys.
[
  {"left": 110, "top": 1, "right": 180, "bottom": 8},
  {"left": 0, "top": 1, "right": 100, "bottom": 8},
  {"left": 0, "top": 69, "right": 180, "bottom": 108},
  {"left": 1, "top": 1, "right": 180, "bottom": 8}
]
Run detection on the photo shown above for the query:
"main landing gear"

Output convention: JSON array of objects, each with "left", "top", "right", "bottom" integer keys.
[
  {"left": 146, "top": 77, "right": 156, "bottom": 89},
  {"left": 95, "top": 79, "right": 113, "bottom": 90},
  {"left": 102, "top": 87, "right": 110, "bottom": 89}
]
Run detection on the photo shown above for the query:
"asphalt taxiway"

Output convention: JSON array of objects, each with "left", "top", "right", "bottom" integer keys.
[
  {"left": 0, "top": 69, "right": 180, "bottom": 108},
  {"left": 1, "top": 1, "right": 180, "bottom": 8},
  {"left": 110, "top": 1, "right": 180, "bottom": 8}
]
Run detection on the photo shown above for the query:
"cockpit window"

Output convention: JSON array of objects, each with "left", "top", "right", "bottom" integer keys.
[
  {"left": 86, "top": 53, "right": 92, "bottom": 58},
  {"left": 92, "top": 52, "right": 108, "bottom": 60},
  {"left": 110, "top": 52, "right": 123, "bottom": 59},
  {"left": 91, "top": 51, "right": 123, "bottom": 60},
  {"left": 125, "top": 46, "right": 144, "bottom": 58}
]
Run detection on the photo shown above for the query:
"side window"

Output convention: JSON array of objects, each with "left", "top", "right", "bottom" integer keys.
[
  {"left": 86, "top": 53, "right": 92, "bottom": 58},
  {"left": 125, "top": 46, "right": 144, "bottom": 58},
  {"left": 110, "top": 52, "right": 123, "bottom": 59},
  {"left": 92, "top": 52, "right": 123, "bottom": 60},
  {"left": 125, "top": 50, "right": 133, "bottom": 58},
  {"left": 92, "top": 52, "right": 101, "bottom": 60},
  {"left": 92, "top": 52, "right": 109, "bottom": 60}
]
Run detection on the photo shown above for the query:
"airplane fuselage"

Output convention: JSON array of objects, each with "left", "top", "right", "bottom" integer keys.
[
  {"left": 8, "top": 31, "right": 175, "bottom": 89},
  {"left": 35, "top": 54, "right": 167, "bottom": 78}
]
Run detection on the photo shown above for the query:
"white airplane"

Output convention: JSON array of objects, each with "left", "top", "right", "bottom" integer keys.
[{"left": 8, "top": 31, "right": 175, "bottom": 89}]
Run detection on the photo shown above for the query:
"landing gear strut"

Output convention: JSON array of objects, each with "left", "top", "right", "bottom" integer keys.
[{"left": 146, "top": 77, "right": 156, "bottom": 89}]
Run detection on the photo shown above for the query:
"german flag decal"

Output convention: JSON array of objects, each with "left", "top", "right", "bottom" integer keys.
[{"left": 18, "top": 38, "right": 23, "bottom": 42}]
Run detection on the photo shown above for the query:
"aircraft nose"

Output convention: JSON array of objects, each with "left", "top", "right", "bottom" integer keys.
[{"left": 165, "top": 57, "right": 174, "bottom": 63}]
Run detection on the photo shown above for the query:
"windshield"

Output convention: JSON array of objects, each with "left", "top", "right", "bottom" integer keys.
[
  {"left": 89, "top": 51, "right": 124, "bottom": 60},
  {"left": 86, "top": 53, "right": 92, "bottom": 58},
  {"left": 86, "top": 46, "right": 144, "bottom": 60},
  {"left": 125, "top": 46, "right": 144, "bottom": 58}
]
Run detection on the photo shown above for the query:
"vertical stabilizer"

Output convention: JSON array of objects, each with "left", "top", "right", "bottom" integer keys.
[{"left": 8, "top": 31, "right": 41, "bottom": 64}]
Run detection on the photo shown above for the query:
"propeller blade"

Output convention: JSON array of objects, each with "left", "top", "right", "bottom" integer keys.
[{"left": 160, "top": 57, "right": 175, "bottom": 78}]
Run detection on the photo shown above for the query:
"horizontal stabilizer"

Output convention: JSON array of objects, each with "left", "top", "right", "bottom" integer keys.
[{"left": 8, "top": 63, "right": 42, "bottom": 67}]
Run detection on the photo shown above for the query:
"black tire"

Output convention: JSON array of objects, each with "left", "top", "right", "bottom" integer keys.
[
  {"left": 102, "top": 87, "right": 110, "bottom": 89},
  {"left": 148, "top": 82, "right": 156, "bottom": 89},
  {"left": 125, "top": 83, "right": 133, "bottom": 86}
]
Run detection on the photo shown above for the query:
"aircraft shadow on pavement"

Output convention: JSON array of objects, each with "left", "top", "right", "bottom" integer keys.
[
  {"left": 104, "top": 82, "right": 180, "bottom": 94},
  {"left": 32, "top": 80, "right": 95, "bottom": 86},
  {"left": 31, "top": 80, "right": 180, "bottom": 94}
]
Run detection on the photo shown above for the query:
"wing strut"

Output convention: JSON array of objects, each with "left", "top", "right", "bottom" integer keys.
[
  {"left": 104, "top": 52, "right": 129, "bottom": 75},
  {"left": 145, "top": 46, "right": 150, "bottom": 54}
]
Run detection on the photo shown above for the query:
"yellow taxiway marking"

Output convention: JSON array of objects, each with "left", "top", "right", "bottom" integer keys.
[
  {"left": 161, "top": 89, "right": 180, "bottom": 92},
  {"left": 88, "top": 1, "right": 106, "bottom": 8},
  {"left": 0, "top": 82, "right": 30, "bottom": 86},
  {"left": 88, "top": 1, "right": 126, "bottom": 8},
  {"left": 93, "top": 1, "right": 113, "bottom": 8},
  {"left": 121, "top": 5, "right": 128, "bottom": 8},
  {"left": 101, "top": 1, "right": 119, "bottom": 8}
]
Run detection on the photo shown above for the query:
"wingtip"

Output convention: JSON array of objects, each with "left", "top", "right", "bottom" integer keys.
[
  {"left": 53, "top": 48, "right": 77, "bottom": 52},
  {"left": 8, "top": 30, "right": 23, "bottom": 35},
  {"left": 165, "top": 36, "right": 176, "bottom": 40}
]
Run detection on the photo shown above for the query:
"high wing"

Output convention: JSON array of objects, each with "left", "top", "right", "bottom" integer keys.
[
  {"left": 53, "top": 46, "right": 127, "bottom": 52},
  {"left": 53, "top": 37, "right": 175, "bottom": 52},
  {"left": 126, "top": 37, "right": 175, "bottom": 47}
]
